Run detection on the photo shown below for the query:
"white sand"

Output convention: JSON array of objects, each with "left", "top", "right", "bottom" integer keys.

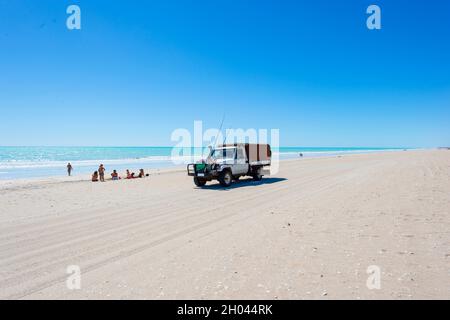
[{"left": 0, "top": 150, "right": 449, "bottom": 300}]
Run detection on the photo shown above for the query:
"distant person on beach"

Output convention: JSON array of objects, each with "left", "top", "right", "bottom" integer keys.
[
  {"left": 92, "top": 171, "right": 99, "bottom": 182},
  {"left": 98, "top": 164, "right": 106, "bottom": 182},
  {"left": 67, "top": 163, "right": 73, "bottom": 176},
  {"left": 111, "top": 170, "right": 119, "bottom": 181},
  {"left": 137, "top": 169, "right": 150, "bottom": 178},
  {"left": 126, "top": 169, "right": 134, "bottom": 179},
  {"left": 299, "top": 153, "right": 303, "bottom": 157}
]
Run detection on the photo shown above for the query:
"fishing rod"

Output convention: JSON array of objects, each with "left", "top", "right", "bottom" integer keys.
[
  {"left": 222, "top": 126, "right": 230, "bottom": 145},
  {"left": 213, "top": 113, "right": 226, "bottom": 148}
]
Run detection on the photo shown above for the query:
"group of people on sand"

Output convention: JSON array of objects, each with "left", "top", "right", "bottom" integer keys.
[
  {"left": 65, "top": 162, "right": 148, "bottom": 182},
  {"left": 91, "top": 164, "right": 148, "bottom": 182}
]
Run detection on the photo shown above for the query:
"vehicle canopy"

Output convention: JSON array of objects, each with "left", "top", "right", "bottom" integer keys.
[{"left": 218, "top": 143, "right": 271, "bottom": 163}]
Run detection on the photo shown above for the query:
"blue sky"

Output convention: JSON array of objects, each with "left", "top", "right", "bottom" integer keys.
[{"left": 0, "top": 0, "right": 449, "bottom": 147}]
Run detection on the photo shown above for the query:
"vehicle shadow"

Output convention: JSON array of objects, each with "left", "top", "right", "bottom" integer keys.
[{"left": 197, "top": 177, "right": 287, "bottom": 191}]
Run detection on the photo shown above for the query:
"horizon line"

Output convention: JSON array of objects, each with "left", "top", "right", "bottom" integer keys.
[{"left": 0, "top": 145, "right": 423, "bottom": 149}]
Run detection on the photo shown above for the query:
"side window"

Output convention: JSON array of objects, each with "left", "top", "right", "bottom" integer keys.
[
  {"left": 237, "top": 147, "right": 245, "bottom": 160},
  {"left": 226, "top": 149, "right": 234, "bottom": 159}
]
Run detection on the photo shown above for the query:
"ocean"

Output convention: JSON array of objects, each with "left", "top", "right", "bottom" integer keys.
[{"left": 0, "top": 146, "right": 407, "bottom": 180}]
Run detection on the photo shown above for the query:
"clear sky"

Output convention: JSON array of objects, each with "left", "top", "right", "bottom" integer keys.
[{"left": 0, "top": 0, "right": 449, "bottom": 147}]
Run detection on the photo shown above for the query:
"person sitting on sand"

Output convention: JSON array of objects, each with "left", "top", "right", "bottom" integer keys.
[
  {"left": 137, "top": 169, "right": 150, "bottom": 178},
  {"left": 126, "top": 169, "right": 135, "bottom": 179},
  {"left": 92, "top": 171, "right": 99, "bottom": 182},
  {"left": 111, "top": 170, "right": 119, "bottom": 181}
]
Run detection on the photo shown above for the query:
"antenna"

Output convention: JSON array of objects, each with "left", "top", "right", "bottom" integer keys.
[
  {"left": 222, "top": 126, "right": 229, "bottom": 145},
  {"left": 213, "top": 113, "right": 226, "bottom": 148}
]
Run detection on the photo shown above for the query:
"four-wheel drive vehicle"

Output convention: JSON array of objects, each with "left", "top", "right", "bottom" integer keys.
[{"left": 187, "top": 143, "right": 271, "bottom": 187}]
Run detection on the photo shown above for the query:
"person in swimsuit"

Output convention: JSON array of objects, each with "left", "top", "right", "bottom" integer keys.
[
  {"left": 92, "top": 171, "right": 99, "bottom": 182},
  {"left": 111, "top": 170, "right": 119, "bottom": 181},
  {"left": 98, "top": 164, "right": 106, "bottom": 182},
  {"left": 67, "top": 163, "right": 73, "bottom": 176}
]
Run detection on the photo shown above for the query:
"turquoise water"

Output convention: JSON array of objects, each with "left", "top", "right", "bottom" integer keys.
[{"left": 0, "top": 146, "right": 407, "bottom": 180}]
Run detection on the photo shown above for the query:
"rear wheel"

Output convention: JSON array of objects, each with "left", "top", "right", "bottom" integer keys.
[
  {"left": 253, "top": 174, "right": 263, "bottom": 181},
  {"left": 194, "top": 177, "right": 207, "bottom": 187},
  {"left": 252, "top": 167, "right": 263, "bottom": 181},
  {"left": 218, "top": 170, "right": 233, "bottom": 187}
]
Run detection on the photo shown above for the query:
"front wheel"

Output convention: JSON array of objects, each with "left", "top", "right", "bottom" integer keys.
[
  {"left": 194, "top": 177, "right": 207, "bottom": 187},
  {"left": 218, "top": 170, "right": 233, "bottom": 187}
]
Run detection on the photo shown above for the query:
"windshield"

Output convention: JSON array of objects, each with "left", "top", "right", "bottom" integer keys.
[{"left": 209, "top": 148, "right": 236, "bottom": 161}]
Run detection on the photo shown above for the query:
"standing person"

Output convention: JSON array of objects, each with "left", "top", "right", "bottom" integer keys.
[
  {"left": 67, "top": 163, "right": 73, "bottom": 176},
  {"left": 98, "top": 164, "right": 106, "bottom": 182}
]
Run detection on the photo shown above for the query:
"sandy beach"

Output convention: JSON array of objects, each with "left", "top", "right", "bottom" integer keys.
[{"left": 0, "top": 149, "right": 449, "bottom": 300}]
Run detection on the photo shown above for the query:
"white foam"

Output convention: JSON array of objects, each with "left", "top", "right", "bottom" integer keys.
[{"left": 0, "top": 155, "right": 204, "bottom": 170}]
